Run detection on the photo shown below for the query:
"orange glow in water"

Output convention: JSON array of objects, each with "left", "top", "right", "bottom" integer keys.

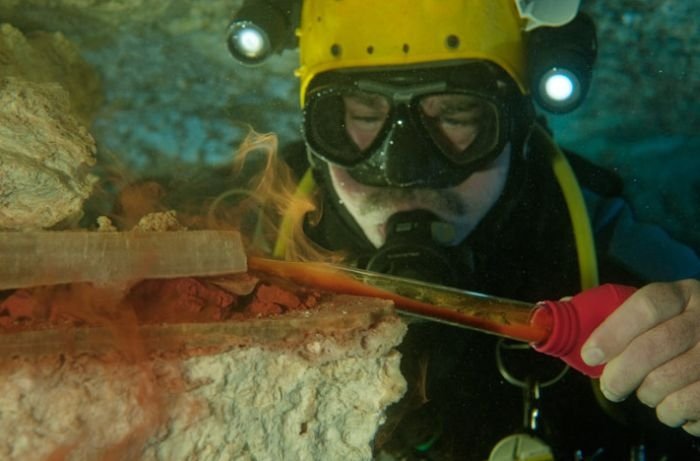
[
  {"left": 0, "top": 128, "right": 339, "bottom": 459},
  {"left": 209, "top": 129, "right": 336, "bottom": 262},
  {"left": 96, "top": 129, "right": 335, "bottom": 262}
]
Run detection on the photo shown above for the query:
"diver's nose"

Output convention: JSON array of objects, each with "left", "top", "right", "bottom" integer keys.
[{"left": 381, "top": 106, "right": 444, "bottom": 187}]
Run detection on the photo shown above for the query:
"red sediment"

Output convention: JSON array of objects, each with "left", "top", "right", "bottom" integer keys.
[
  {"left": 0, "top": 272, "right": 326, "bottom": 459},
  {"left": 245, "top": 283, "right": 320, "bottom": 316},
  {"left": 255, "top": 283, "right": 302, "bottom": 310},
  {"left": 127, "top": 278, "right": 238, "bottom": 324},
  {"left": 46, "top": 442, "right": 79, "bottom": 461},
  {"left": 0, "top": 290, "right": 36, "bottom": 327},
  {"left": 0, "top": 272, "right": 323, "bottom": 334}
]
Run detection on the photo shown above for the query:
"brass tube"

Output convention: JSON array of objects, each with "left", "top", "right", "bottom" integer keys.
[{"left": 249, "top": 258, "right": 549, "bottom": 343}]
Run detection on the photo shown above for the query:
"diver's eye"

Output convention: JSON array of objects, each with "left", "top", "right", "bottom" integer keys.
[
  {"left": 342, "top": 93, "right": 390, "bottom": 150},
  {"left": 348, "top": 115, "right": 385, "bottom": 130},
  {"left": 439, "top": 114, "right": 478, "bottom": 128},
  {"left": 418, "top": 94, "right": 491, "bottom": 154}
]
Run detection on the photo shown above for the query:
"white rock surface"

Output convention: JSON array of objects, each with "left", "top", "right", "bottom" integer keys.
[
  {"left": 0, "top": 76, "right": 97, "bottom": 229},
  {"left": 0, "top": 23, "right": 99, "bottom": 230},
  {"left": 0, "top": 298, "right": 407, "bottom": 461}
]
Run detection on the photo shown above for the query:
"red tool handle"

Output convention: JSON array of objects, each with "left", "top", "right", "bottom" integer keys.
[{"left": 531, "top": 284, "right": 638, "bottom": 377}]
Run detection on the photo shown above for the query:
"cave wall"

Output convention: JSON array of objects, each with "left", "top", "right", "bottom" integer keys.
[{"left": 1, "top": 0, "right": 698, "bottom": 247}]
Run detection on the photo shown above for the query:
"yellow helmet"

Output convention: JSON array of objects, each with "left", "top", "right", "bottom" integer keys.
[{"left": 296, "top": 0, "right": 528, "bottom": 106}]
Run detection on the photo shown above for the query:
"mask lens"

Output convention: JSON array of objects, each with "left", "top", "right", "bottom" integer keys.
[
  {"left": 343, "top": 91, "right": 391, "bottom": 152},
  {"left": 305, "top": 88, "right": 390, "bottom": 165},
  {"left": 417, "top": 94, "right": 500, "bottom": 165}
]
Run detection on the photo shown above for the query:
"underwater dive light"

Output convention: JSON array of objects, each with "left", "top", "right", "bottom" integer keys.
[
  {"left": 226, "top": 0, "right": 299, "bottom": 65},
  {"left": 528, "top": 13, "right": 597, "bottom": 113}
]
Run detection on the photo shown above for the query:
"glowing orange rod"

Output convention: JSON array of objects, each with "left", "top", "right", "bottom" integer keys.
[
  {"left": 248, "top": 257, "right": 548, "bottom": 343},
  {"left": 248, "top": 257, "right": 638, "bottom": 378}
]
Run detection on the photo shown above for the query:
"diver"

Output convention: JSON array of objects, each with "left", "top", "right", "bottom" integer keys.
[{"left": 227, "top": 0, "right": 700, "bottom": 459}]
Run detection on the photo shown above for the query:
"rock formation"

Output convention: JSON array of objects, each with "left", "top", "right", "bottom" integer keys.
[{"left": 0, "top": 24, "right": 99, "bottom": 229}]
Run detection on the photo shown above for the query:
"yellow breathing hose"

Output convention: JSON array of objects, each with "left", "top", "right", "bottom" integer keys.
[
  {"left": 534, "top": 123, "right": 599, "bottom": 289},
  {"left": 272, "top": 168, "right": 317, "bottom": 259}
]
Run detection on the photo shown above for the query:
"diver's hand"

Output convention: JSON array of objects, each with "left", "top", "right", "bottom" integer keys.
[{"left": 581, "top": 279, "right": 700, "bottom": 435}]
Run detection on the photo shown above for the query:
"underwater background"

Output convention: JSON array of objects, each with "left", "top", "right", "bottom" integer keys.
[{"left": 1, "top": 0, "right": 698, "bottom": 250}]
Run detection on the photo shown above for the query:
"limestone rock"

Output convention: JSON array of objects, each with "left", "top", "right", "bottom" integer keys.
[
  {"left": 0, "top": 77, "right": 97, "bottom": 229},
  {"left": 0, "top": 23, "right": 102, "bottom": 125},
  {"left": 132, "top": 210, "right": 186, "bottom": 231},
  {"left": 0, "top": 297, "right": 407, "bottom": 461}
]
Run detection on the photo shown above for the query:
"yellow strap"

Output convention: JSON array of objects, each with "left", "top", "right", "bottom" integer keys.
[
  {"left": 534, "top": 124, "right": 599, "bottom": 289},
  {"left": 275, "top": 128, "right": 599, "bottom": 290},
  {"left": 273, "top": 168, "right": 317, "bottom": 259}
]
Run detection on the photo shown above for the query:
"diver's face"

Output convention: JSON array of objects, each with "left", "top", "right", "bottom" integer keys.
[
  {"left": 328, "top": 144, "right": 511, "bottom": 248},
  {"left": 332, "top": 92, "right": 510, "bottom": 248}
]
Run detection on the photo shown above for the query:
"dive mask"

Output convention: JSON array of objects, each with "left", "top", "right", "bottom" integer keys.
[{"left": 303, "top": 63, "right": 518, "bottom": 188}]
